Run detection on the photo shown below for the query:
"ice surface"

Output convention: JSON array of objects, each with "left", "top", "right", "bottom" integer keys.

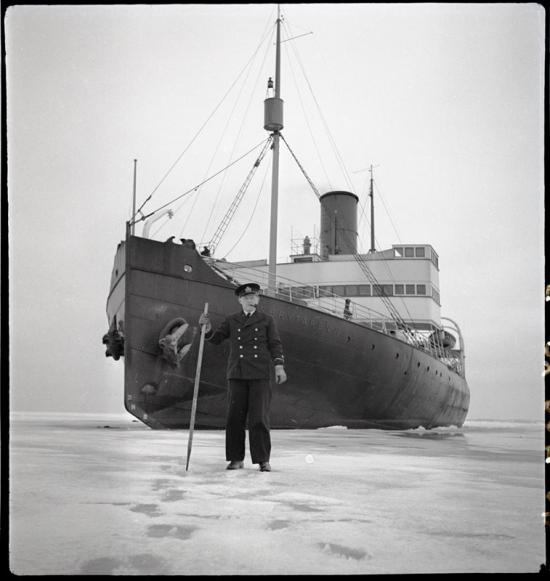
[{"left": 8, "top": 413, "right": 545, "bottom": 575}]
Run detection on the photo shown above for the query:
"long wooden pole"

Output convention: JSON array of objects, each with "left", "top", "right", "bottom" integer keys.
[{"left": 185, "top": 302, "right": 209, "bottom": 471}]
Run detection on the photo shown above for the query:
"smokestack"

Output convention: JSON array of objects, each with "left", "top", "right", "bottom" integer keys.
[{"left": 319, "top": 191, "right": 359, "bottom": 258}]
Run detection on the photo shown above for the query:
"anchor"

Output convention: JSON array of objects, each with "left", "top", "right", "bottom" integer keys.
[
  {"left": 102, "top": 319, "right": 125, "bottom": 360},
  {"left": 158, "top": 317, "right": 194, "bottom": 367}
]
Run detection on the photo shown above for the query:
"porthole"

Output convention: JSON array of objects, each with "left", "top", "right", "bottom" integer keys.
[
  {"left": 427, "top": 366, "right": 430, "bottom": 371},
  {"left": 417, "top": 362, "right": 420, "bottom": 367},
  {"left": 395, "top": 353, "right": 400, "bottom": 359},
  {"left": 183, "top": 264, "right": 193, "bottom": 273},
  {"left": 371, "top": 344, "right": 376, "bottom": 350}
]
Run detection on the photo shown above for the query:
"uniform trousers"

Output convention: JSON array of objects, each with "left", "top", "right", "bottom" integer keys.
[{"left": 226, "top": 378, "right": 272, "bottom": 464}]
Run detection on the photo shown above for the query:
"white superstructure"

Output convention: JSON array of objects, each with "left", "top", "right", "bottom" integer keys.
[{"left": 216, "top": 240, "right": 441, "bottom": 332}]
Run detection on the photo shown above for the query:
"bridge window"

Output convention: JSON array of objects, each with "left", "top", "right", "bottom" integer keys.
[
  {"left": 395, "top": 284, "right": 404, "bottom": 295},
  {"left": 405, "top": 284, "right": 415, "bottom": 295},
  {"left": 415, "top": 247, "right": 425, "bottom": 258},
  {"left": 416, "top": 284, "right": 426, "bottom": 295},
  {"left": 358, "top": 284, "right": 371, "bottom": 296},
  {"left": 373, "top": 284, "right": 393, "bottom": 297}
]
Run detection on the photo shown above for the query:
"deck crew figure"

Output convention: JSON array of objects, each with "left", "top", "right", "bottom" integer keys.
[{"left": 199, "top": 283, "right": 287, "bottom": 472}]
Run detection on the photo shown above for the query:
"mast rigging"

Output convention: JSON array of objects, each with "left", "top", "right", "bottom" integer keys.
[{"left": 207, "top": 136, "right": 274, "bottom": 256}]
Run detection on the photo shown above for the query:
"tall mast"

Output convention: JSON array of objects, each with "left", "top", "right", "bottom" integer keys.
[
  {"left": 266, "top": 5, "right": 283, "bottom": 295},
  {"left": 131, "top": 159, "right": 137, "bottom": 236},
  {"left": 369, "top": 164, "right": 375, "bottom": 253}
]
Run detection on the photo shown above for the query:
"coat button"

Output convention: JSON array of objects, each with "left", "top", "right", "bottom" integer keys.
[
  {"left": 237, "top": 328, "right": 241, "bottom": 332},
  {"left": 255, "top": 328, "right": 258, "bottom": 331},
  {"left": 239, "top": 345, "right": 243, "bottom": 349},
  {"left": 254, "top": 346, "right": 257, "bottom": 349},
  {"left": 240, "top": 354, "right": 244, "bottom": 358},
  {"left": 254, "top": 354, "right": 258, "bottom": 358}
]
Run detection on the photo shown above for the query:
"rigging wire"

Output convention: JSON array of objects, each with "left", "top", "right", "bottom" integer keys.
[
  {"left": 280, "top": 20, "right": 333, "bottom": 190},
  {"left": 140, "top": 10, "right": 431, "bottom": 340},
  {"left": 277, "top": 131, "right": 415, "bottom": 329},
  {"left": 282, "top": 18, "right": 355, "bottom": 193},
  {"left": 339, "top": 163, "right": 416, "bottom": 324},
  {"left": 206, "top": 136, "right": 273, "bottom": 255},
  {"left": 213, "top": 258, "right": 393, "bottom": 322},
  {"left": 280, "top": 134, "right": 321, "bottom": 199},
  {"left": 151, "top": 18, "right": 277, "bottom": 241},
  {"left": 198, "top": 23, "right": 276, "bottom": 242},
  {"left": 130, "top": 138, "right": 270, "bottom": 226},
  {"left": 149, "top": 193, "right": 192, "bottom": 239},
  {"left": 130, "top": 16, "right": 276, "bottom": 224},
  {"left": 221, "top": 153, "right": 271, "bottom": 259},
  {"left": 277, "top": 133, "right": 418, "bottom": 329},
  {"left": 184, "top": 58, "right": 259, "bottom": 240},
  {"left": 373, "top": 178, "right": 403, "bottom": 244},
  {"left": 353, "top": 225, "right": 417, "bottom": 325}
]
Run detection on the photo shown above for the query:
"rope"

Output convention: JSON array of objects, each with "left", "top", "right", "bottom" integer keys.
[
  {"left": 222, "top": 155, "right": 271, "bottom": 259},
  {"left": 199, "top": 24, "right": 276, "bottom": 242},
  {"left": 280, "top": 134, "right": 321, "bottom": 199},
  {"left": 207, "top": 136, "right": 273, "bottom": 254},
  {"left": 131, "top": 18, "right": 276, "bottom": 224},
  {"left": 280, "top": 21, "right": 333, "bottom": 190},
  {"left": 281, "top": 19, "right": 354, "bottom": 193},
  {"left": 373, "top": 178, "right": 403, "bottom": 245},
  {"left": 130, "top": 139, "right": 270, "bottom": 226},
  {"left": 276, "top": 132, "right": 415, "bottom": 333}
]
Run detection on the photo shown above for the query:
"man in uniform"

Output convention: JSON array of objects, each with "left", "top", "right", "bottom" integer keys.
[{"left": 199, "top": 283, "right": 287, "bottom": 472}]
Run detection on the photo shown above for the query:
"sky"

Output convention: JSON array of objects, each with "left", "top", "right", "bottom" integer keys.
[{"left": 5, "top": 3, "right": 546, "bottom": 421}]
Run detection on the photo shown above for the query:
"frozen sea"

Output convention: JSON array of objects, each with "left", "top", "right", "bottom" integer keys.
[{"left": 8, "top": 412, "right": 546, "bottom": 575}]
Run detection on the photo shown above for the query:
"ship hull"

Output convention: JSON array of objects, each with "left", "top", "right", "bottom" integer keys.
[{"left": 105, "top": 235, "right": 470, "bottom": 430}]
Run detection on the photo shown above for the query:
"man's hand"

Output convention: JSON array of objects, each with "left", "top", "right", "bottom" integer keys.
[
  {"left": 199, "top": 314, "right": 211, "bottom": 333},
  {"left": 274, "top": 365, "right": 287, "bottom": 384}
]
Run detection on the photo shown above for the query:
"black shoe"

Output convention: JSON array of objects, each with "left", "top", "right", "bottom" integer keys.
[
  {"left": 226, "top": 460, "right": 244, "bottom": 470},
  {"left": 259, "top": 462, "right": 271, "bottom": 472}
]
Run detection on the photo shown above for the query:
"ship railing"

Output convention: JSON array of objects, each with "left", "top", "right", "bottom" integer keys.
[
  {"left": 441, "top": 317, "right": 466, "bottom": 376},
  {"left": 212, "top": 260, "right": 465, "bottom": 376},
  {"left": 276, "top": 285, "right": 464, "bottom": 374},
  {"left": 276, "top": 286, "right": 391, "bottom": 324}
]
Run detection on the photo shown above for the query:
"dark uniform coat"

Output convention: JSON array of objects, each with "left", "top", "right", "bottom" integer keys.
[{"left": 205, "top": 310, "right": 284, "bottom": 379}]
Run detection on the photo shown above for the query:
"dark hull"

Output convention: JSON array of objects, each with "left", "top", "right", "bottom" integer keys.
[{"left": 106, "top": 235, "right": 470, "bottom": 430}]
